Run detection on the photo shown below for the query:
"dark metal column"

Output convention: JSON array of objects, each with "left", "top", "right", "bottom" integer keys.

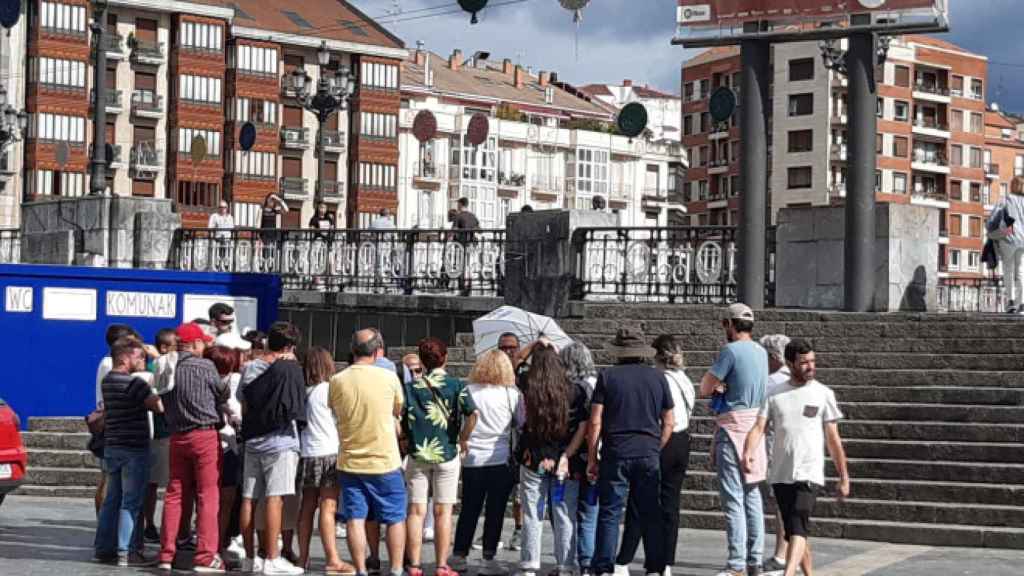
[
  {"left": 88, "top": 0, "right": 108, "bottom": 196},
  {"left": 316, "top": 115, "right": 326, "bottom": 203},
  {"left": 738, "top": 39, "right": 769, "bottom": 308},
  {"left": 844, "top": 33, "right": 878, "bottom": 311}
]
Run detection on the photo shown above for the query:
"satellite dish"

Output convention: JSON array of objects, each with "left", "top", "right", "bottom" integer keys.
[
  {"left": 191, "top": 135, "right": 207, "bottom": 165},
  {"left": 458, "top": 0, "right": 488, "bottom": 24},
  {"left": 55, "top": 141, "right": 69, "bottom": 168},
  {"left": 239, "top": 122, "right": 257, "bottom": 152},
  {"left": 466, "top": 113, "right": 489, "bottom": 147},
  {"left": 0, "top": 0, "right": 20, "bottom": 29},
  {"left": 617, "top": 102, "right": 648, "bottom": 139}
]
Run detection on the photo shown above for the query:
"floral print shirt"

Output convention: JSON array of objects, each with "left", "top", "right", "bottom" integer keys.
[{"left": 401, "top": 368, "right": 478, "bottom": 464}]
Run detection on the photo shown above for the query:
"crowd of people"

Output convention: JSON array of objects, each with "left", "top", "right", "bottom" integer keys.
[{"left": 91, "top": 301, "right": 849, "bottom": 576}]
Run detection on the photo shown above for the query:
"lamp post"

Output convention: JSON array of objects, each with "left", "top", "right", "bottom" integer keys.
[
  {"left": 88, "top": 0, "right": 109, "bottom": 195},
  {"left": 0, "top": 86, "right": 28, "bottom": 152},
  {"left": 290, "top": 40, "right": 356, "bottom": 203}
]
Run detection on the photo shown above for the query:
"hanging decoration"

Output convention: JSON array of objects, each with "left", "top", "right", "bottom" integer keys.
[
  {"left": 458, "top": 0, "right": 489, "bottom": 25},
  {"left": 466, "top": 113, "right": 490, "bottom": 147},
  {"left": 412, "top": 110, "right": 438, "bottom": 143},
  {"left": 558, "top": 0, "right": 591, "bottom": 59}
]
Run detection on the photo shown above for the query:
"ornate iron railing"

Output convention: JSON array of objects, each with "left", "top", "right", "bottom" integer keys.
[
  {"left": 170, "top": 228, "right": 506, "bottom": 296},
  {"left": 0, "top": 229, "right": 19, "bottom": 264},
  {"left": 937, "top": 277, "right": 1004, "bottom": 313},
  {"left": 571, "top": 226, "right": 738, "bottom": 303}
]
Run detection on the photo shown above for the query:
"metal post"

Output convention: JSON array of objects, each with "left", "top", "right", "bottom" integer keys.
[
  {"left": 88, "top": 1, "right": 108, "bottom": 196},
  {"left": 844, "top": 32, "right": 878, "bottom": 312},
  {"left": 316, "top": 115, "right": 326, "bottom": 203},
  {"left": 738, "top": 39, "right": 769, "bottom": 308}
]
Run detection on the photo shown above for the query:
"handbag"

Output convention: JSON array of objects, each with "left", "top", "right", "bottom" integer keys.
[{"left": 85, "top": 408, "right": 105, "bottom": 459}]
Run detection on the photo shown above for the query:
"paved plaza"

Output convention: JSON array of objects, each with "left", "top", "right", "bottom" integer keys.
[{"left": 1, "top": 496, "right": 1020, "bottom": 576}]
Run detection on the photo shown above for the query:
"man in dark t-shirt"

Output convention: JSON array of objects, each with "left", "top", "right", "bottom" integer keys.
[
  {"left": 587, "top": 328, "right": 674, "bottom": 576},
  {"left": 95, "top": 336, "right": 163, "bottom": 566}
]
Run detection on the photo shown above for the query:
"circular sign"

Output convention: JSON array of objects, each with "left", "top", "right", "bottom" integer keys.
[
  {"left": 709, "top": 86, "right": 737, "bottom": 123},
  {"left": 412, "top": 110, "right": 438, "bottom": 143},
  {"left": 55, "top": 141, "right": 69, "bottom": 168},
  {"left": 239, "top": 122, "right": 257, "bottom": 152},
  {"left": 190, "top": 135, "right": 207, "bottom": 165},
  {"left": 616, "top": 102, "right": 648, "bottom": 139},
  {"left": 0, "top": 0, "right": 20, "bottom": 29},
  {"left": 466, "top": 113, "right": 489, "bottom": 147}
]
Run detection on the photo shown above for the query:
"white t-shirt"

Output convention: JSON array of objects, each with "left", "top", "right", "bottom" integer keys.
[
  {"left": 664, "top": 369, "right": 695, "bottom": 433},
  {"left": 463, "top": 384, "right": 520, "bottom": 468},
  {"left": 301, "top": 381, "right": 340, "bottom": 458},
  {"left": 764, "top": 366, "right": 792, "bottom": 461},
  {"left": 760, "top": 379, "right": 843, "bottom": 487},
  {"left": 219, "top": 373, "right": 243, "bottom": 454},
  {"left": 96, "top": 356, "right": 113, "bottom": 408}
]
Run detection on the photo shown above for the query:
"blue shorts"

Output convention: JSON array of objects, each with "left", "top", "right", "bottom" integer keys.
[{"left": 339, "top": 469, "right": 407, "bottom": 526}]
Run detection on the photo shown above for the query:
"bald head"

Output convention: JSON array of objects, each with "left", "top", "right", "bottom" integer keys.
[{"left": 352, "top": 328, "right": 384, "bottom": 360}]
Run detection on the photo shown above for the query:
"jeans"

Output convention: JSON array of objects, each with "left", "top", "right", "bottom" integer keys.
[
  {"left": 95, "top": 446, "right": 150, "bottom": 556},
  {"left": 592, "top": 455, "right": 661, "bottom": 576},
  {"left": 453, "top": 464, "right": 516, "bottom": 559},
  {"left": 617, "top": 431, "right": 691, "bottom": 570},
  {"left": 519, "top": 466, "right": 579, "bottom": 572},
  {"left": 159, "top": 429, "right": 222, "bottom": 566},
  {"left": 999, "top": 243, "right": 1024, "bottom": 306},
  {"left": 576, "top": 481, "right": 598, "bottom": 570},
  {"left": 716, "top": 428, "right": 764, "bottom": 571}
]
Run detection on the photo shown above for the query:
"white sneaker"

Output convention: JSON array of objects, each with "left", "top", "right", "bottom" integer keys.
[
  {"left": 242, "top": 557, "right": 264, "bottom": 573},
  {"left": 423, "top": 527, "right": 435, "bottom": 542},
  {"left": 227, "top": 538, "right": 247, "bottom": 561},
  {"left": 662, "top": 568, "right": 672, "bottom": 576},
  {"left": 614, "top": 565, "right": 630, "bottom": 576},
  {"left": 335, "top": 523, "right": 347, "bottom": 539},
  {"left": 263, "top": 556, "right": 304, "bottom": 575}
]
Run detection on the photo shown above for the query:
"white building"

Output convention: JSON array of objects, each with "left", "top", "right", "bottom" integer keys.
[
  {"left": 397, "top": 49, "right": 687, "bottom": 230},
  {"left": 580, "top": 80, "right": 684, "bottom": 143}
]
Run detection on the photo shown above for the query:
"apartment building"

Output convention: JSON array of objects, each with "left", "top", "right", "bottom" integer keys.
[
  {"left": 7, "top": 0, "right": 406, "bottom": 229},
  {"left": 397, "top": 48, "right": 687, "bottom": 230},
  {"left": 579, "top": 80, "right": 683, "bottom": 142}
]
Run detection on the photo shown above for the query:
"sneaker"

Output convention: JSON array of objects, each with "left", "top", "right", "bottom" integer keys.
[
  {"left": 662, "top": 568, "right": 672, "bottom": 576},
  {"left": 93, "top": 552, "right": 118, "bottom": 564},
  {"left": 507, "top": 529, "right": 522, "bottom": 551},
  {"left": 242, "top": 557, "right": 265, "bottom": 573},
  {"left": 714, "top": 571, "right": 745, "bottom": 576},
  {"left": 117, "top": 552, "right": 155, "bottom": 567},
  {"left": 263, "top": 556, "right": 305, "bottom": 575},
  {"left": 437, "top": 566, "right": 460, "bottom": 576},
  {"left": 614, "top": 565, "right": 630, "bottom": 576},
  {"left": 365, "top": 556, "right": 381, "bottom": 575},
  {"left": 194, "top": 555, "right": 228, "bottom": 573},
  {"left": 472, "top": 536, "right": 505, "bottom": 551},
  {"left": 480, "top": 559, "right": 505, "bottom": 576},
  {"left": 423, "top": 527, "right": 435, "bottom": 542},
  {"left": 1008, "top": 300, "right": 1018, "bottom": 314},
  {"left": 762, "top": 557, "right": 786, "bottom": 575},
  {"left": 335, "top": 523, "right": 347, "bottom": 539},
  {"left": 448, "top": 556, "right": 469, "bottom": 573},
  {"left": 227, "top": 537, "right": 247, "bottom": 561},
  {"left": 145, "top": 525, "right": 161, "bottom": 544},
  {"left": 158, "top": 562, "right": 173, "bottom": 571}
]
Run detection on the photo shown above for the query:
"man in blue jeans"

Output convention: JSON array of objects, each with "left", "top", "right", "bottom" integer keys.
[
  {"left": 587, "top": 328, "right": 674, "bottom": 576},
  {"left": 95, "top": 336, "right": 164, "bottom": 566}
]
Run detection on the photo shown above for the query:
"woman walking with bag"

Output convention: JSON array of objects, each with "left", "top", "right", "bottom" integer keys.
[
  {"left": 991, "top": 176, "right": 1024, "bottom": 313},
  {"left": 450, "top": 349, "right": 521, "bottom": 575}
]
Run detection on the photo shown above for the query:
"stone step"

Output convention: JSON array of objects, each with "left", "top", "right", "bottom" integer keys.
[
  {"left": 27, "top": 448, "right": 99, "bottom": 469},
  {"left": 22, "top": 431, "right": 91, "bottom": 451},
  {"left": 689, "top": 417, "right": 1024, "bottom": 443},
  {"left": 687, "top": 402, "right": 1024, "bottom": 424},
  {"left": 824, "top": 386, "right": 1023, "bottom": 406},
  {"left": 24, "top": 466, "right": 102, "bottom": 486},
  {"left": 28, "top": 417, "right": 88, "bottom": 433},
  {"left": 13, "top": 485, "right": 96, "bottom": 498}
]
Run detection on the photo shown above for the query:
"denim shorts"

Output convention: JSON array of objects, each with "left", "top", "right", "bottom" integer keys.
[{"left": 339, "top": 469, "right": 407, "bottom": 525}]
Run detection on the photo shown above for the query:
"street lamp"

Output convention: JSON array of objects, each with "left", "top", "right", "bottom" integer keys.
[
  {"left": 88, "top": 0, "right": 109, "bottom": 195},
  {"left": 290, "top": 40, "right": 357, "bottom": 203},
  {"left": 0, "top": 86, "right": 28, "bottom": 150}
]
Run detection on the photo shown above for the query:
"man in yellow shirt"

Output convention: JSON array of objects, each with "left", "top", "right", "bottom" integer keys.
[{"left": 329, "top": 328, "right": 406, "bottom": 576}]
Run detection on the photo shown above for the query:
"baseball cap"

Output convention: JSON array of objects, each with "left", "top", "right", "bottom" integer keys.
[
  {"left": 215, "top": 332, "right": 252, "bottom": 351},
  {"left": 177, "top": 322, "right": 214, "bottom": 344},
  {"left": 724, "top": 303, "right": 755, "bottom": 322}
]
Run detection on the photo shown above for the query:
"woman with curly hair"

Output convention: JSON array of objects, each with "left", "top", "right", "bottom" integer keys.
[{"left": 515, "top": 344, "right": 589, "bottom": 576}]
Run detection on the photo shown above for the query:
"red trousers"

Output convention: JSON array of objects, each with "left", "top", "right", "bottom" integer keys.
[{"left": 159, "top": 429, "right": 222, "bottom": 565}]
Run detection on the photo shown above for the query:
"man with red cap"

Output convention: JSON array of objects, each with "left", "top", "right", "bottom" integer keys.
[{"left": 158, "top": 322, "right": 231, "bottom": 573}]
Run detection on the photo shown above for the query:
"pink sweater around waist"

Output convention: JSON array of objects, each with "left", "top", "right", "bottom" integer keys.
[{"left": 715, "top": 408, "right": 767, "bottom": 485}]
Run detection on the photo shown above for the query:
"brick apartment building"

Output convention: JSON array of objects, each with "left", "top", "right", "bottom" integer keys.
[
  {"left": 681, "top": 35, "right": 1008, "bottom": 280},
  {"left": 2, "top": 0, "right": 407, "bottom": 229}
]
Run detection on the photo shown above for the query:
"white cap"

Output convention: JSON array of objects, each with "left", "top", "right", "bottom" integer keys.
[{"left": 215, "top": 332, "right": 252, "bottom": 351}]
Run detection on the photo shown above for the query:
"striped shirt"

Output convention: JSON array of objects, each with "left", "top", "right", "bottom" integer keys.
[
  {"left": 101, "top": 371, "right": 153, "bottom": 450},
  {"left": 164, "top": 352, "right": 228, "bottom": 434}
]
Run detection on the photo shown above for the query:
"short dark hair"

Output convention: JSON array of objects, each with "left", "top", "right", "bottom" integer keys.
[
  {"left": 155, "top": 328, "right": 177, "bottom": 347},
  {"left": 418, "top": 337, "right": 448, "bottom": 371},
  {"left": 457, "top": 197, "right": 469, "bottom": 208},
  {"left": 351, "top": 328, "right": 383, "bottom": 359},
  {"left": 521, "top": 204, "right": 534, "bottom": 212},
  {"left": 106, "top": 324, "right": 140, "bottom": 347},
  {"left": 205, "top": 346, "right": 240, "bottom": 377},
  {"left": 730, "top": 318, "right": 754, "bottom": 334},
  {"left": 192, "top": 318, "right": 211, "bottom": 326},
  {"left": 268, "top": 321, "right": 302, "bottom": 352},
  {"left": 110, "top": 336, "right": 143, "bottom": 364},
  {"left": 784, "top": 338, "right": 814, "bottom": 364},
  {"left": 208, "top": 303, "right": 234, "bottom": 320},
  {"left": 498, "top": 332, "right": 519, "bottom": 343},
  {"left": 243, "top": 330, "right": 267, "bottom": 350}
]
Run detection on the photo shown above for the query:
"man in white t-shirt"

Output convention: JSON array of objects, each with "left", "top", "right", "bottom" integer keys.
[
  {"left": 757, "top": 333, "right": 791, "bottom": 573},
  {"left": 742, "top": 339, "right": 850, "bottom": 576}
]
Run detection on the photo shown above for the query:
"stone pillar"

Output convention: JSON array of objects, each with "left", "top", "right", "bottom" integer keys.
[
  {"left": 505, "top": 209, "right": 617, "bottom": 317},
  {"left": 775, "top": 204, "right": 938, "bottom": 311}
]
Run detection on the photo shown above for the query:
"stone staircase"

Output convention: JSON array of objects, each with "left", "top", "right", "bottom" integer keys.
[{"left": 16, "top": 305, "right": 1024, "bottom": 548}]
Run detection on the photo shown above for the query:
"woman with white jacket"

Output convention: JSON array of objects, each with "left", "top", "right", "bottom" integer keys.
[{"left": 990, "top": 176, "right": 1024, "bottom": 313}]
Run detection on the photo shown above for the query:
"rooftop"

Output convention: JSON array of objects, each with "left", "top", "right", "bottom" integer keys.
[{"left": 683, "top": 46, "right": 740, "bottom": 69}]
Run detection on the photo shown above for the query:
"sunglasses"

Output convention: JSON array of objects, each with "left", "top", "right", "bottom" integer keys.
[{"left": 411, "top": 367, "right": 423, "bottom": 375}]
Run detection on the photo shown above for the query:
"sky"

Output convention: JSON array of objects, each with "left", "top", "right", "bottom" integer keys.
[{"left": 349, "top": 0, "right": 1024, "bottom": 115}]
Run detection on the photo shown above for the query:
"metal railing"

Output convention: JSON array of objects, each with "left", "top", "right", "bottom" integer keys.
[
  {"left": 415, "top": 161, "right": 444, "bottom": 180},
  {"left": 132, "top": 91, "right": 163, "bottom": 114},
  {"left": 322, "top": 130, "right": 345, "bottom": 149},
  {"left": 912, "top": 150, "right": 949, "bottom": 166},
  {"left": 0, "top": 229, "right": 18, "bottom": 264},
  {"left": 100, "top": 33, "right": 123, "bottom": 55},
  {"left": 89, "top": 143, "right": 123, "bottom": 165},
  {"left": 531, "top": 176, "right": 565, "bottom": 194},
  {"left": 985, "top": 163, "right": 1000, "bottom": 175},
  {"left": 170, "top": 228, "right": 507, "bottom": 296},
  {"left": 91, "top": 88, "right": 123, "bottom": 109},
  {"left": 938, "top": 277, "right": 1004, "bottom": 313},
  {"left": 280, "top": 177, "right": 309, "bottom": 198},
  {"left": 498, "top": 172, "right": 526, "bottom": 188},
  {"left": 281, "top": 127, "right": 309, "bottom": 147},
  {"left": 609, "top": 182, "right": 632, "bottom": 201},
  {"left": 571, "top": 226, "right": 738, "bottom": 303},
  {"left": 913, "top": 82, "right": 949, "bottom": 96},
  {"left": 913, "top": 117, "right": 949, "bottom": 131},
  {"left": 319, "top": 180, "right": 342, "bottom": 198},
  {"left": 131, "top": 38, "right": 164, "bottom": 62}
]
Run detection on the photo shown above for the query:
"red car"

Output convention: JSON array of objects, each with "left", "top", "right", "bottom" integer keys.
[{"left": 0, "top": 397, "right": 27, "bottom": 508}]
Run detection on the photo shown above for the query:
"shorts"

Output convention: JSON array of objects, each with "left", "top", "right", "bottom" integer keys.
[
  {"left": 405, "top": 457, "right": 461, "bottom": 505},
  {"left": 339, "top": 469, "right": 407, "bottom": 525},
  {"left": 149, "top": 438, "right": 170, "bottom": 487},
  {"left": 299, "top": 455, "right": 340, "bottom": 490},
  {"left": 242, "top": 449, "right": 299, "bottom": 500},
  {"left": 773, "top": 482, "right": 817, "bottom": 540},
  {"left": 221, "top": 449, "right": 242, "bottom": 487},
  {"left": 759, "top": 481, "right": 774, "bottom": 502}
]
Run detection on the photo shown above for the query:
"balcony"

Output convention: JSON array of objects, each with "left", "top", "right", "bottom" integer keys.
[
  {"left": 318, "top": 180, "right": 343, "bottom": 201},
  {"left": 911, "top": 187, "right": 949, "bottom": 207},
  {"left": 530, "top": 176, "right": 564, "bottom": 202},
  {"left": 608, "top": 182, "right": 632, "bottom": 202},
  {"left": 913, "top": 82, "right": 951, "bottom": 103},
  {"left": 912, "top": 117, "right": 951, "bottom": 140},
  {"left": 828, "top": 184, "right": 847, "bottom": 200},
  {"left": 322, "top": 130, "right": 345, "bottom": 153},
  {"left": 281, "top": 127, "right": 310, "bottom": 149},
  {"left": 131, "top": 91, "right": 164, "bottom": 118},
  {"left": 130, "top": 38, "right": 165, "bottom": 65},
  {"left": 709, "top": 125, "right": 730, "bottom": 140},
  {"left": 91, "top": 88, "right": 124, "bottom": 114},
  {"left": 912, "top": 150, "right": 950, "bottom": 174},
  {"left": 280, "top": 176, "right": 309, "bottom": 200},
  {"left": 830, "top": 143, "right": 848, "bottom": 161},
  {"left": 95, "top": 33, "right": 125, "bottom": 60},
  {"left": 130, "top": 143, "right": 161, "bottom": 179},
  {"left": 708, "top": 157, "right": 730, "bottom": 174},
  {"left": 986, "top": 163, "right": 1000, "bottom": 179},
  {"left": 498, "top": 171, "right": 526, "bottom": 190},
  {"left": 831, "top": 111, "right": 848, "bottom": 125},
  {"left": 89, "top": 143, "right": 124, "bottom": 168}
]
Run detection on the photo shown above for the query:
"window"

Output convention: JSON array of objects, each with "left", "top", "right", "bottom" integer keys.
[
  {"left": 787, "top": 167, "right": 812, "bottom": 189},
  {"left": 180, "top": 21, "right": 223, "bottom": 52},
  {"left": 971, "top": 182, "right": 982, "bottom": 203},
  {"left": 788, "top": 94, "right": 813, "bottom": 116},
  {"left": 683, "top": 82, "right": 694, "bottom": 102},
  {"left": 358, "top": 162, "right": 397, "bottom": 190},
  {"left": 951, "top": 75, "right": 964, "bottom": 97},
  {"left": 950, "top": 109, "right": 963, "bottom": 132},
  {"left": 234, "top": 45, "right": 278, "bottom": 76},
  {"left": 575, "top": 148, "right": 610, "bottom": 195},
  {"left": 970, "top": 113, "right": 984, "bottom": 134},
  {"left": 951, "top": 145, "right": 963, "bottom": 166},
  {"left": 699, "top": 79, "right": 709, "bottom": 98},
  {"left": 232, "top": 150, "right": 277, "bottom": 178},
  {"left": 950, "top": 215, "right": 962, "bottom": 237},
  {"left": 177, "top": 128, "right": 221, "bottom": 158},
  {"left": 971, "top": 79, "right": 984, "bottom": 100},
  {"left": 179, "top": 75, "right": 221, "bottom": 105},
  {"left": 788, "top": 129, "right": 813, "bottom": 153},
  {"left": 876, "top": 97, "right": 883, "bottom": 118},
  {"left": 967, "top": 251, "right": 980, "bottom": 271},
  {"left": 698, "top": 180, "right": 708, "bottom": 200},
  {"left": 175, "top": 180, "right": 220, "bottom": 209},
  {"left": 970, "top": 147, "right": 983, "bottom": 169},
  {"left": 875, "top": 133, "right": 883, "bottom": 154},
  {"left": 30, "top": 57, "right": 86, "bottom": 88},
  {"left": 876, "top": 170, "right": 882, "bottom": 191},
  {"left": 700, "top": 112, "right": 710, "bottom": 133},
  {"left": 892, "top": 136, "right": 908, "bottom": 158},
  {"left": 29, "top": 113, "right": 85, "bottom": 143},
  {"left": 39, "top": 2, "right": 86, "bottom": 35},
  {"left": 894, "top": 101, "right": 909, "bottom": 121},
  {"left": 893, "top": 172, "right": 908, "bottom": 194},
  {"left": 359, "top": 61, "right": 399, "bottom": 90},
  {"left": 1016, "top": 155, "right": 1024, "bottom": 177},
  {"left": 951, "top": 180, "right": 962, "bottom": 200},
  {"left": 949, "top": 249, "right": 961, "bottom": 271},
  {"left": 789, "top": 58, "right": 814, "bottom": 82},
  {"left": 233, "top": 98, "right": 277, "bottom": 125},
  {"left": 27, "top": 170, "right": 85, "bottom": 196},
  {"left": 894, "top": 65, "right": 910, "bottom": 88},
  {"left": 360, "top": 112, "right": 398, "bottom": 140},
  {"left": 233, "top": 202, "right": 261, "bottom": 227},
  {"left": 969, "top": 216, "right": 982, "bottom": 238},
  {"left": 683, "top": 115, "right": 693, "bottom": 136}
]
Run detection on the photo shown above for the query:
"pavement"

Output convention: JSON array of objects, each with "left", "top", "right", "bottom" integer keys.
[{"left": 1, "top": 495, "right": 1022, "bottom": 575}]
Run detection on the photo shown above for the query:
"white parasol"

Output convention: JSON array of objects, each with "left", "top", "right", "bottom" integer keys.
[{"left": 472, "top": 305, "right": 573, "bottom": 358}]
